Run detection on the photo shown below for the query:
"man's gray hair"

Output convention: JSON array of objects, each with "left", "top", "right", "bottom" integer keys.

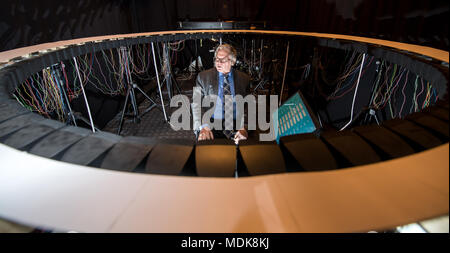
[{"left": 214, "top": 44, "right": 237, "bottom": 65}]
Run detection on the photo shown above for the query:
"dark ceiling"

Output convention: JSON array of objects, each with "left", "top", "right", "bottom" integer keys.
[{"left": 1, "top": 0, "right": 449, "bottom": 51}]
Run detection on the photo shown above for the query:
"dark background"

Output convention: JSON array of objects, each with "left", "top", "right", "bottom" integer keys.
[{"left": 1, "top": 0, "right": 449, "bottom": 52}]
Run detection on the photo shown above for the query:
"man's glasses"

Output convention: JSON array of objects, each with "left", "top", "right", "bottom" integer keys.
[{"left": 214, "top": 56, "right": 230, "bottom": 64}]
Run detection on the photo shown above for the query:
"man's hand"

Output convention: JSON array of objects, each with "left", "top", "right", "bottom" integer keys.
[
  {"left": 198, "top": 126, "right": 214, "bottom": 141},
  {"left": 234, "top": 128, "right": 248, "bottom": 144}
]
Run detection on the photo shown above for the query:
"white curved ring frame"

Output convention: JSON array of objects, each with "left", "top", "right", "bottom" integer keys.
[{"left": 0, "top": 30, "right": 448, "bottom": 233}]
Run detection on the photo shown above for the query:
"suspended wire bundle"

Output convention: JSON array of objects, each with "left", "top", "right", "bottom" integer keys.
[
  {"left": 314, "top": 50, "right": 368, "bottom": 100},
  {"left": 314, "top": 46, "right": 440, "bottom": 125},
  {"left": 100, "top": 48, "right": 126, "bottom": 90},
  {"left": 226, "top": 37, "right": 264, "bottom": 80},
  {"left": 167, "top": 40, "right": 185, "bottom": 51},
  {"left": 319, "top": 50, "right": 357, "bottom": 86},
  {"left": 166, "top": 40, "right": 186, "bottom": 70},
  {"left": 161, "top": 42, "right": 171, "bottom": 80},
  {"left": 368, "top": 61, "right": 438, "bottom": 119},
  {"left": 70, "top": 53, "right": 93, "bottom": 89},
  {"left": 326, "top": 54, "right": 374, "bottom": 101},
  {"left": 128, "top": 43, "right": 155, "bottom": 80},
  {"left": 13, "top": 65, "right": 76, "bottom": 122},
  {"left": 167, "top": 40, "right": 198, "bottom": 81},
  {"left": 76, "top": 52, "right": 125, "bottom": 96},
  {"left": 12, "top": 37, "right": 443, "bottom": 129},
  {"left": 10, "top": 39, "right": 174, "bottom": 126}
]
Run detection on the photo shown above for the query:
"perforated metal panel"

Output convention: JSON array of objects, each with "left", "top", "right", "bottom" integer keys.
[
  {"left": 352, "top": 125, "right": 415, "bottom": 159},
  {"left": 100, "top": 136, "right": 155, "bottom": 171},
  {"left": 281, "top": 133, "right": 338, "bottom": 171},
  {"left": 146, "top": 143, "right": 193, "bottom": 175},
  {"left": 321, "top": 130, "right": 381, "bottom": 166},
  {"left": 196, "top": 139, "right": 236, "bottom": 177},
  {"left": 2, "top": 119, "right": 65, "bottom": 149},
  {"left": 239, "top": 141, "right": 286, "bottom": 176},
  {"left": 28, "top": 126, "right": 92, "bottom": 158},
  {"left": 61, "top": 131, "right": 122, "bottom": 166}
]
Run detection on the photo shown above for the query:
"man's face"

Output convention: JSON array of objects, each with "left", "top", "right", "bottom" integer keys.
[{"left": 214, "top": 49, "right": 232, "bottom": 74}]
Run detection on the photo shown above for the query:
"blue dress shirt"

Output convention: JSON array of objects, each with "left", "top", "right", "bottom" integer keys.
[{"left": 200, "top": 70, "right": 236, "bottom": 130}]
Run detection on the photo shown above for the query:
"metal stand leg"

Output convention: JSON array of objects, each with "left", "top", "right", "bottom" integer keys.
[
  {"left": 279, "top": 41, "right": 290, "bottom": 106},
  {"left": 116, "top": 44, "right": 171, "bottom": 135},
  {"left": 117, "top": 82, "right": 164, "bottom": 135},
  {"left": 253, "top": 79, "right": 268, "bottom": 93},
  {"left": 132, "top": 83, "right": 161, "bottom": 117},
  {"left": 117, "top": 85, "right": 131, "bottom": 135},
  {"left": 129, "top": 88, "right": 139, "bottom": 123},
  {"left": 151, "top": 42, "right": 168, "bottom": 122},
  {"left": 73, "top": 57, "right": 96, "bottom": 133},
  {"left": 52, "top": 64, "right": 77, "bottom": 127}
]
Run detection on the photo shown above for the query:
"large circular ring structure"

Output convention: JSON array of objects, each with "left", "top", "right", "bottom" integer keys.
[{"left": 0, "top": 30, "right": 448, "bottom": 233}]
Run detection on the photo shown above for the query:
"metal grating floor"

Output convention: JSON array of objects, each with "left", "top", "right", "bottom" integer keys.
[{"left": 102, "top": 89, "right": 196, "bottom": 140}]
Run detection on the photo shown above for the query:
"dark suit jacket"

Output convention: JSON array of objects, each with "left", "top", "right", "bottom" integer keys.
[{"left": 192, "top": 68, "right": 250, "bottom": 132}]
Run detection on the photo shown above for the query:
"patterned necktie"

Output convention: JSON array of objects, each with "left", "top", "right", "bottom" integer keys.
[{"left": 223, "top": 74, "right": 234, "bottom": 139}]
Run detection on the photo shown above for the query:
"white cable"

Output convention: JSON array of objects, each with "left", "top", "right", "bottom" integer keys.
[
  {"left": 279, "top": 41, "right": 290, "bottom": 106},
  {"left": 340, "top": 53, "right": 366, "bottom": 131},
  {"left": 151, "top": 42, "right": 168, "bottom": 121},
  {"left": 259, "top": 39, "right": 263, "bottom": 79},
  {"left": 73, "top": 57, "right": 96, "bottom": 133}
]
